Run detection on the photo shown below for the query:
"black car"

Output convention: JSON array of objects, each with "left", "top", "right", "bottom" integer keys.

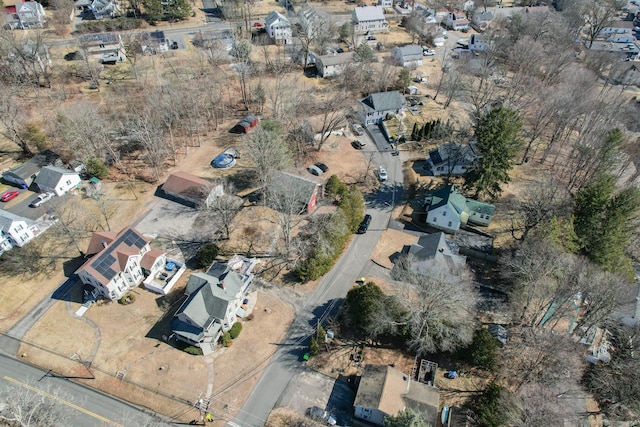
[
  {"left": 315, "top": 162, "right": 329, "bottom": 173},
  {"left": 352, "top": 140, "right": 366, "bottom": 149},
  {"left": 357, "top": 214, "right": 372, "bottom": 234}
]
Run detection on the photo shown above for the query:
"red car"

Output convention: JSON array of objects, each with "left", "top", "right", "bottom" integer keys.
[
  {"left": 1, "top": 190, "right": 19, "bottom": 202},
  {"left": 253, "top": 22, "right": 264, "bottom": 27}
]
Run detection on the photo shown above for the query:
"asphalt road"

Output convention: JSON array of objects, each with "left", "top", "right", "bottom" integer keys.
[
  {"left": 226, "top": 142, "right": 402, "bottom": 427},
  {"left": 0, "top": 353, "right": 168, "bottom": 426}
]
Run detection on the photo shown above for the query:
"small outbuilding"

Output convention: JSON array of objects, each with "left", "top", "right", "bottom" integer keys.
[
  {"left": 162, "top": 171, "right": 223, "bottom": 208},
  {"left": 230, "top": 114, "right": 259, "bottom": 134}
]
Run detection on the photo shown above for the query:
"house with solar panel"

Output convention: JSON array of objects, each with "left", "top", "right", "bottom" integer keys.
[
  {"left": 424, "top": 185, "right": 494, "bottom": 234},
  {"left": 77, "top": 227, "right": 179, "bottom": 301},
  {"left": 170, "top": 255, "right": 259, "bottom": 354}
]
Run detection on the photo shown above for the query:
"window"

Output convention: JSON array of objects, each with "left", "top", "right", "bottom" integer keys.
[
  {"left": 442, "top": 211, "right": 446, "bottom": 216},
  {"left": 432, "top": 217, "right": 437, "bottom": 222},
  {"left": 448, "top": 221, "right": 452, "bottom": 227},
  {"left": 15, "top": 225, "right": 23, "bottom": 232}
]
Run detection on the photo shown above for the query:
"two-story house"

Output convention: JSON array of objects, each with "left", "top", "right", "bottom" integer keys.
[
  {"left": 359, "top": 91, "right": 406, "bottom": 125},
  {"left": 90, "top": 0, "right": 120, "bottom": 19},
  {"left": 171, "top": 255, "right": 259, "bottom": 354},
  {"left": 471, "top": 10, "right": 493, "bottom": 31},
  {"left": 265, "top": 11, "right": 292, "bottom": 45},
  {"left": 2, "top": 150, "right": 61, "bottom": 189},
  {"left": 352, "top": 6, "right": 389, "bottom": 35},
  {"left": 298, "top": 6, "right": 328, "bottom": 38},
  {"left": 34, "top": 165, "right": 81, "bottom": 197},
  {"left": 77, "top": 227, "right": 164, "bottom": 301},
  {"left": 424, "top": 184, "right": 495, "bottom": 234},
  {"left": 400, "top": 232, "right": 466, "bottom": 276},
  {"left": 442, "top": 11, "right": 469, "bottom": 31},
  {"left": 0, "top": 210, "right": 39, "bottom": 254},
  {"left": 391, "top": 44, "right": 423, "bottom": 67},
  {"left": 425, "top": 141, "right": 479, "bottom": 176},
  {"left": 9, "top": 1, "right": 46, "bottom": 29},
  {"left": 315, "top": 52, "right": 354, "bottom": 77},
  {"left": 468, "top": 33, "right": 489, "bottom": 52}
]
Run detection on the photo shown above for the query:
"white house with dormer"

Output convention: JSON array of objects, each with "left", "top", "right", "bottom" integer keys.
[
  {"left": 8, "top": 1, "right": 46, "bottom": 29},
  {"left": 77, "top": 227, "right": 167, "bottom": 301},
  {"left": 442, "top": 11, "right": 469, "bottom": 31},
  {"left": 0, "top": 210, "right": 39, "bottom": 254},
  {"left": 352, "top": 6, "right": 389, "bottom": 35},
  {"left": 265, "top": 10, "right": 292, "bottom": 44},
  {"left": 34, "top": 165, "right": 81, "bottom": 197}
]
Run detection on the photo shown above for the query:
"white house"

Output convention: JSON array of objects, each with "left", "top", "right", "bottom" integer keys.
[
  {"left": 359, "top": 91, "right": 406, "bottom": 125},
  {"left": 442, "top": 11, "right": 469, "bottom": 31},
  {"left": 315, "top": 52, "right": 353, "bottom": 77},
  {"left": 469, "top": 33, "right": 489, "bottom": 52},
  {"left": 0, "top": 210, "right": 39, "bottom": 254},
  {"left": 425, "top": 141, "right": 479, "bottom": 176},
  {"left": 171, "top": 255, "right": 259, "bottom": 354},
  {"left": 424, "top": 185, "right": 495, "bottom": 234},
  {"left": 90, "top": 0, "right": 120, "bottom": 19},
  {"left": 391, "top": 44, "right": 423, "bottom": 67},
  {"left": 265, "top": 11, "right": 292, "bottom": 45},
  {"left": 77, "top": 227, "right": 164, "bottom": 301},
  {"left": 12, "top": 1, "right": 46, "bottom": 29},
  {"left": 33, "top": 165, "right": 81, "bottom": 197},
  {"left": 379, "top": 0, "right": 393, "bottom": 7},
  {"left": 599, "top": 21, "right": 634, "bottom": 38},
  {"left": 352, "top": 6, "right": 389, "bottom": 35}
]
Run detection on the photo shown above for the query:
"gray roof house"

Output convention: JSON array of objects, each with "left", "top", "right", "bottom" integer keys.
[
  {"left": 352, "top": 6, "right": 389, "bottom": 35},
  {"left": 354, "top": 365, "right": 440, "bottom": 427},
  {"left": 269, "top": 171, "right": 323, "bottom": 214},
  {"left": 316, "top": 52, "right": 354, "bottom": 78},
  {"left": 11, "top": 1, "right": 46, "bottom": 29},
  {"left": 391, "top": 44, "right": 424, "bottom": 67},
  {"left": 171, "top": 255, "right": 259, "bottom": 354},
  {"left": 359, "top": 91, "right": 406, "bottom": 126},
  {"left": 2, "top": 150, "right": 61, "bottom": 189},
  {"left": 401, "top": 232, "right": 466, "bottom": 275},
  {"left": 34, "top": 165, "right": 81, "bottom": 196},
  {"left": 425, "top": 141, "right": 479, "bottom": 177},
  {"left": 471, "top": 11, "right": 493, "bottom": 31},
  {"left": 265, "top": 11, "right": 292, "bottom": 45}
]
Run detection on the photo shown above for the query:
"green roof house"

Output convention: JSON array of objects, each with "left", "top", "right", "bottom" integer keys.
[{"left": 424, "top": 185, "right": 495, "bottom": 234}]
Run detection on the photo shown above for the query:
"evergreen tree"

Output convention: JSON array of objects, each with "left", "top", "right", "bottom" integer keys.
[
  {"left": 395, "top": 67, "right": 412, "bottom": 92},
  {"left": 411, "top": 122, "right": 419, "bottom": 141},
  {"left": 465, "top": 106, "right": 523, "bottom": 199},
  {"left": 384, "top": 408, "right": 430, "bottom": 427},
  {"left": 165, "top": 0, "right": 191, "bottom": 21},
  {"left": 354, "top": 41, "right": 375, "bottom": 63},
  {"left": 142, "top": 0, "right": 162, "bottom": 23}
]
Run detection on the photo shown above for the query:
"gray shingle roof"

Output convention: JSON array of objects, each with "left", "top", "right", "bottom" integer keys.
[
  {"left": 0, "top": 210, "right": 33, "bottom": 233},
  {"left": 353, "top": 5, "right": 385, "bottom": 22},
  {"left": 396, "top": 44, "right": 423, "bottom": 57},
  {"left": 361, "top": 91, "right": 406, "bottom": 114},
  {"left": 34, "top": 165, "right": 77, "bottom": 190}
]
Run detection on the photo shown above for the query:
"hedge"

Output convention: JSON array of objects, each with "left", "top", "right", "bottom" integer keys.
[{"left": 229, "top": 322, "right": 242, "bottom": 339}]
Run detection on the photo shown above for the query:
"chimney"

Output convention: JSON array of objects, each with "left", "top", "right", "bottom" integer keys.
[
  {"left": 101, "top": 240, "right": 108, "bottom": 248},
  {"left": 439, "top": 248, "right": 444, "bottom": 253},
  {"left": 219, "top": 281, "right": 225, "bottom": 290}
]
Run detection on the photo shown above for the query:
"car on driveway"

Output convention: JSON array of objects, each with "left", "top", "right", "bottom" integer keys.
[
  {"left": 1, "top": 190, "right": 19, "bottom": 202},
  {"left": 357, "top": 214, "right": 372, "bottom": 234},
  {"left": 306, "top": 406, "right": 337, "bottom": 425},
  {"left": 315, "top": 162, "right": 329, "bottom": 173},
  {"left": 307, "top": 165, "right": 324, "bottom": 176},
  {"left": 29, "top": 192, "right": 54, "bottom": 208},
  {"left": 378, "top": 166, "right": 388, "bottom": 181},
  {"left": 423, "top": 48, "right": 435, "bottom": 56},
  {"left": 352, "top": 123, "right": 365, "bottom": 136},
  {"left": 352, "top": 140, "right": 366, "bottom": 149}
]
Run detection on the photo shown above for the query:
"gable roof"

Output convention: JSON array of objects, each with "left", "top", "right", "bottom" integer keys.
[
  {"left": 428, "top": 141, "right": 479, "bottom": 166},
  {"left": 86, "top": 230, "right": 118, "bottom": 256},
  {"left": 34, "top": 165, "right": 78, "bottom": 189},
  {"left": 318, "top": 52, "right": 354, "bottom": 66},
  {"left": 162, "top": 171, "right": 212, "bottom": 200},
  {"left": 465, "top": 198, "right": 495, "bottom": 216},
  {"left": 361, "top": 91, "right": 406, "bottom": 114},
  {"left": 79, "top": 227, "right": 150, "bottom": 286},
  {"left": 140, "top": 247, "right": 164, "bottom": 270},
  {"left": 18, "top": 1, "right": 43, "bottom": 13},
  {"left": 355, "top": 365, "right": 440, "bottom": 425},
  {"left": 0, "top": 210, "right": 33, "bottom": 232},
  {"left": 270, "top": 171, "right": 320, "bottom": 208},
  {"left": 266, "top": 10, "right": 290, "bottom": 27},
  {"left": 474, "top": 11, "right": 493, "bottom": 21},
  {"left": 395, "top": 44, "right": 423, "bottom": 57},
  {"left": 426, "top": 184, "right": 468, "bottom": 214},
  {"left": 3, "top": 150, "right": 60, "bottom": 181},
  {"left": 403, "top": 232, "right": 466, "bottom": 273},
  {"left": 354, "top": 5, "right": 385, "bottom": 22}
]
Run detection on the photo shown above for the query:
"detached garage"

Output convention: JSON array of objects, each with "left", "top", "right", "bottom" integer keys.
[
  {"left": 162, "top": 171, "right": 223, "bottom": 208},
  {"left": 230, "top": 114, "right": 259, "bottom": 134}
]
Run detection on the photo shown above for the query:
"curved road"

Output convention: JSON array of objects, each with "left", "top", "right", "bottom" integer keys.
[{"left": 226, "top": 137, "right": 402, "bottom": 427}]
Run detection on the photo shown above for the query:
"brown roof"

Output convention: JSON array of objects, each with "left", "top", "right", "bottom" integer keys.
[
  {"left": 163, "top": 171, "right": 211, "bottom": 200},
  {"left": 141, "top": 248, "right": 164, "bottom": 270},
  {"left": 355, "top": 365, "right": 440, "bottom": 424},
  {"left": 86, "top": 231, "right": 118, "bottom": 256},
  {"left": 79, "top": 227, "right": 151, "bottom": 286}
]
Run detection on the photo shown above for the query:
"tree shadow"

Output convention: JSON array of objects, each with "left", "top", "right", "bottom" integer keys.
[
  {"left": 326, "top": 374, "right": 357, "bottom": 425},
  {"left": 145, "top": 293, "right": 186, "bottom": 341},
  {"left": 227, "top": 168, "right": 258, "bottom": 192}
]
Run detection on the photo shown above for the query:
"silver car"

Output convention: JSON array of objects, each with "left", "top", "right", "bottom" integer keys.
[{"left": 29, "top": 192, "right": 55, "bottom": 208}]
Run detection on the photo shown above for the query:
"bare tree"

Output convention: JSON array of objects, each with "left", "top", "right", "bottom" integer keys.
[
  {"left": 50, "top": 0, "right": 74, "bottom": 36},
  {"left": 0, "top": 382, "right": 75, "bottom": 427},
  {"left": 128, "top": 109, "right": 167, "bottom": 182},
  {"left": 314, "top": 92, "right": 348, "bottom": 151},
  {"left": 244, "top": 127, "right": 292, "bottom": 189},
  {"left": 205, "top": 182, "right": 243, "bottom": 239},
  {"left": 388, "top": 260, "right": 478, "bottom": 354},
  {"left": 573, "top": 0, "right": 627, "bottom": 48},
  {"left": 0, "top": 83, "right": 32, "bottom": 155}
]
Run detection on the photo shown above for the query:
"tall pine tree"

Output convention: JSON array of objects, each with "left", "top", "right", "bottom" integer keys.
[{"left": 464, "top": 106, "right": 522, "bottom": 199}]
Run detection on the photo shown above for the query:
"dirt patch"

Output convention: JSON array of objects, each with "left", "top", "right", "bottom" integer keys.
[
  {"left": 267, "top": 407, "right": 324, "bottom": 427},
  {"left": 370, "top": 228, "right": 419, "bottom": 269}
]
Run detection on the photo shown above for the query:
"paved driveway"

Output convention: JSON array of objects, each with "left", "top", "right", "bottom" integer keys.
[
  {"left": 133, "top": 197, "right": 201, "bottom": 239},
  {"left": 3, "top": 190, "right": 74, "bottom": 221}
]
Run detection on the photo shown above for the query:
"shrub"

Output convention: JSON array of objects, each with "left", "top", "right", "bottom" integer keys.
[
  {"left": 221, "top": 332, "right": 232, "bottom": 347},
  {"left": 477, "top": 381, "right": 505, "bottom": 427},
  {"left": 309, "top": 338, "right": 320, "bottom": 356},
  {"left": 195, "top": 243, "right": 219, "bottom": 269},
  {"left": 76, "top": 17, "right": 142, "bottom": 33},
  {"left": 184, "top": 346, "right": 203, "bottom": 356},
  {"left": 462, "top": 327, "right": 499, "bottom": 371},
  {"left": 229, "top": 322, "right": 242, "bottom": 339},
  {"left": 317, "top": 326, "right": 326, "bottom": 343},
  {"left": 86, "top": 158, "right": 109, "bottom": 179},
  {"left": 118, "top": 293, "right": 135, "bottom": 305}
]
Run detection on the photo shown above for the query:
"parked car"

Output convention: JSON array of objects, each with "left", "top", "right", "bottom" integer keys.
[
  {"left": 352, "top": 140, "right": 366, "bottom": 149},
  {"left": 378, "top": 166, "right": 388, "bottom": 181},
  {"left": 352, "top": 123, "right": 365, "bottom": 136},
  {"left": 423, "top": 48, "right": 435, "bottom": 56},
  {"left": 307, "top": 165, "right": 324, "bottom": 176},
  {"left": 29, "top": 192, "right": 54, "bottom": 208},
  {"left": 357, "top": 214, "right": 372, "bottom": 234},
  {"left": 1, "top": 190, "right": 19, "bottom": 202},
  {"left": 315, "top": 162, "right": 329, "bottom": 173},
  {"left": 306, "top": 406, "right": 337, "bottom": 426},
  {"left": 171, "top": 41, "right": 179, "bottom": 50},
  {"left": 252, "top": 22, "right": 264, "bottom": 27}
]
